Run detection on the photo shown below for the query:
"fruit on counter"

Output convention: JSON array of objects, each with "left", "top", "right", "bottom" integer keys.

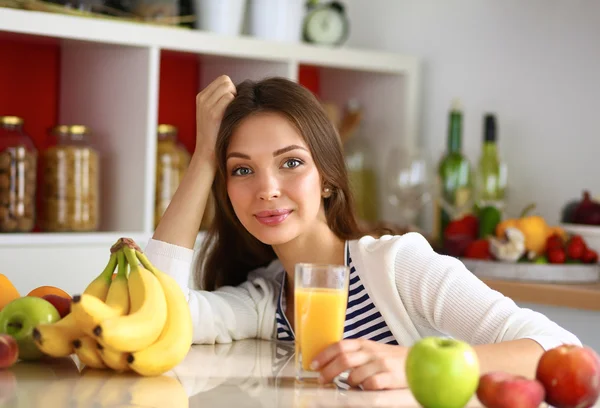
[
  {"left": 91, "top": 245, "right": 168, "bottom": 353},
  {"left": 32, "top": 252, "right": 117, "bottom": 358},
  {"left": 566, "top": 190, "right": 600, "bottom": 225},
  {"left": 496, "top": 203, "right": 564, "bottom": 256},
  {"left": 405, "top": 336, "right": 480, "bottom": 408},
  {"left": 547, "top": 247, "right": 567, "bottom": 264},
  {"left": 464, "top": 239, "right": 492, "bottom": 260},
  {"left": 0, "top": 296, "right": 60, "bottom": 361},
  {"left": 565, "top": 235, "right": 586, "bottom": 260},
  {"left": 535, "top": 344, "right": 600, "bottom": 408},
  {"left": 476, "top": 371, "right": 545, "bottom": 408},
  {"left": 32, "top": 237, "right": 193, "bottom": 376},
  {"left": 0, "top": 274, "right": 20, "bottom": 312},
  {"left": 546, "top": 233, "right": 565, "bottom": 252},
  {"left": 582, "top": 247, "right": 599, "bottom": 264},
  {"left": 0, "top": 333, "right": 18, "bottom": 369},
  {"left": 73, "top": 335, "right": 107, "bottom": 370},
  {"left": 488, "top": 227, "right": 526, "bottom": 262},
  {"left": 127, "top": 249, "right": 194, "bottom": 376},
  {"left": 72, "top": 251, "right": 130, "bottom": 336},
  {"left": 27, "top": 285, "right": 72, "bottom": 300},
  {"left": 41, "top": 294, "right": 72, "bottom": 319}
]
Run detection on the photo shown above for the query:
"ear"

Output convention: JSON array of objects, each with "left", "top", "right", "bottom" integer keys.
[{"left": 322, "top": 186, "right": 333, "bottom": 198}]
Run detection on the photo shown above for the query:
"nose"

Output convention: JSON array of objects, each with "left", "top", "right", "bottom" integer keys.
[{"left": 256, "top": 172, "right": 281, "bottom": 201}]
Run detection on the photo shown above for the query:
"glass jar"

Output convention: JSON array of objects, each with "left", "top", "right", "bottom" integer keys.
[
  {"left": 0, "top": 116, "right": 37, "bottom": 232},
  {"left": 42, "top": 125, "right": 100, "bottom": 232},
  {"left": 155, "top": 125, "right": 190, "bottom": 229}
]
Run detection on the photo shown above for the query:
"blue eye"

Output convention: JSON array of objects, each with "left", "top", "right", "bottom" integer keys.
[
  {"left": 232, "top": 167, "right": 252, "bottom": 176},
  {"left": 283, "top": 159, "right": 303, "bottom": 169}
]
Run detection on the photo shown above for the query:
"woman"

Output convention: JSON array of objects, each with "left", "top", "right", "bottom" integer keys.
[{"left": 147, "top": 75, "right": 580, "bottom": 390}]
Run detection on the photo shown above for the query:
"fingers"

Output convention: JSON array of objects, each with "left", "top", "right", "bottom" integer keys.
[
  {"left": 361, "top": 372, "right": 401, "bottom": 391},
  {"left": 212, "top": 91, "right": 236, "bottom": 120},
  {"left": 311, "top": 339, "right": 365, "bottom": 372},
  {"left": 205, "top": 79, "right": 237, "bottom": 108},
  {"left": 318, "top": 350, "right": 372, "bottom": 384},
  {"left": 197, "top": 75, "right": 235, "bottom": 107}
]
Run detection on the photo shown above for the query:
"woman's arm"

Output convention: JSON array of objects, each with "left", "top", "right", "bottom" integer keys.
[
  {"left": 396, "top": 233, "right": 581, "bottom": 376},
  {"left": 143, "top": 238, "right": 279, "bottom": 344},
  {"left": 153, "top": 75, "right": 236, "bottom": 249}
]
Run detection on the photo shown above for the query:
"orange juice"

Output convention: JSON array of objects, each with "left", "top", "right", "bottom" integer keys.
[{"left": 295, "top": 287, "right": 347, "bottom": 371}]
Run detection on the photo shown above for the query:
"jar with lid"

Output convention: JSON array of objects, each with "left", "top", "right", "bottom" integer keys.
[
  {"left": 0, "top": 116, "right": 37, "bottom": 232},
  {"left": 155, "top": 125, "right": 190, "bottom": 228},
  {"left": 42, "top": 125, "right": 100, "bottom": 232}
]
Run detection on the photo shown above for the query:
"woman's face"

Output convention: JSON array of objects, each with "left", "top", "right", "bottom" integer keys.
[{"left": 225, "top": 112, "right": 325, "bottom": 246}]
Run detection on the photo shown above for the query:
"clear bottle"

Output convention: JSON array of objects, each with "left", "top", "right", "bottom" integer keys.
[
  {"left": 474, "top": 114, "right": 507, "bottom": 211},
  {"left": 343, "top": 101, "right": 379, "bottom": 223},
  {"left": 42, "top": 125, "right": 100, "bottom": 232},
  {"left": 0, "top": 116, "right": 37, "bottom": 232},
  {"left": 434, "top": 99, "right": 474, "bottom": 242}
]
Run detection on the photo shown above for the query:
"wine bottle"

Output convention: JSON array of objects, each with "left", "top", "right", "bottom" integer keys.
[
  {"left": 435, "top": 99, "right": 474, "bottom": 242},
  {"left": 475, "top": 113, "right": 507, "bottom": 211}
]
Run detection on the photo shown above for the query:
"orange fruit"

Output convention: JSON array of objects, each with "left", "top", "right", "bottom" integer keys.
[
  {"left": 27, "top": 285, "right": 71, "bottom": 300},
  {"left": 0, "top": 274, "right": 20, "bottom": 311}
]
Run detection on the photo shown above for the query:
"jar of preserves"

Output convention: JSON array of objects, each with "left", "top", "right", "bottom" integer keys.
[
  {"left": 42, "top": 125, "right": 100, "bottom": 232},
  {"left": 0, "top": 116, "right": 37, "bottom": 232}
]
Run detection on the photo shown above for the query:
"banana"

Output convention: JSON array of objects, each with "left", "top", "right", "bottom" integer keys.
[
  {"left": 127, "top": 250, "right": 193, "bottom": 376},
  {"left": 72, "top": 251, "right": 131, "bottom": 336},
  {"left": 33, "top": 253, "right": 117, "bottom": 357},
  {"left": 97, "top": 341, "right": 130, "bottom": 372},
  {"left": 93, "top": 246, "right": 167, "bottom": 353},
  {"left": 73, "top": 335, "right": 107, "bottom": 370}
]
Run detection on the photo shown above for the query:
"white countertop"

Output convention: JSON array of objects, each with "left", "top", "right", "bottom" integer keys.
[{"left": 2, "top": 339, "right": 599, "bottom": 407}]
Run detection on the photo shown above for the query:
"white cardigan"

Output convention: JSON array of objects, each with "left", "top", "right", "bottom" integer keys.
[{"left": 144, "top": 232, "right": 581, "bottom": 350}]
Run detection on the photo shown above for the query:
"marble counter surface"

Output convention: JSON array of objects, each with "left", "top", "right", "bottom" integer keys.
[{"left": 1, "top": 339, "right": 599, "bottom": 408}]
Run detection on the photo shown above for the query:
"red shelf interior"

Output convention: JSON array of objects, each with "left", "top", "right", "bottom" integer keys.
[
  {"left": 0, "top": 34, "right": 61, "bottom": 232},
  {"left": 157, "top": 54, "right": 322, "bottom": 155}
]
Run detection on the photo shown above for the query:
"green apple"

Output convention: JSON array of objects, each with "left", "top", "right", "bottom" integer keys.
[
  {"left": 0, "top": 297, "right": 60, "bottom": 361},
  {"left": 405, "top": 336, "right": 480, "bottom": 408}
]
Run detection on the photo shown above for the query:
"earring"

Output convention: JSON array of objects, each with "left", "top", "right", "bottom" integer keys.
[{"left": 322, "top": 186, "right": 332, "bottom": 198}]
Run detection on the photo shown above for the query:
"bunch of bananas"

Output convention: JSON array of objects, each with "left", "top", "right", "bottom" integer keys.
[{"left": 32, "top": 238, "right": 193, "bottom": 376}]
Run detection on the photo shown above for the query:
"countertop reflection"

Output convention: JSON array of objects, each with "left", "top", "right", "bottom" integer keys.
[{"left": 3, "top": 339, "right": 595, "bottom": 408}]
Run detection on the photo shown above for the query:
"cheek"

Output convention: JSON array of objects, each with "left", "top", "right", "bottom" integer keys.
[{"left": 291, "top": 171, "right": 322, "bottom": 208}]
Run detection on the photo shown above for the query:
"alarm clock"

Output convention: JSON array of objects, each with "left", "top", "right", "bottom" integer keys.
[{"left": 303, "top": 1, "right": 350, "bottom": 46}]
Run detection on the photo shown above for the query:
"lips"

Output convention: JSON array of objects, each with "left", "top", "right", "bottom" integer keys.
[{"left": 254, "top": 209, "right": 292, "bottom": 226}]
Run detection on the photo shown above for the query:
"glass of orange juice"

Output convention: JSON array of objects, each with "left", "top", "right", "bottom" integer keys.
[{"left": 294, "top": 263, "right": 350, "bottom": 382}]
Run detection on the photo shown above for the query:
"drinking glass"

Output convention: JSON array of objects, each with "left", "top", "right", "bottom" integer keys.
[{"left": 294, "top": 263, "right": 350, "bottom": 382}]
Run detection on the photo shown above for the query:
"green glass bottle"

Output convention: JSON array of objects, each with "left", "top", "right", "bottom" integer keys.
[
  {"left": 435, "top": 99, "right": 473, "bottom": 242},
  {"left": 475, "top": 113, "right": 507, "bottom": 211}
]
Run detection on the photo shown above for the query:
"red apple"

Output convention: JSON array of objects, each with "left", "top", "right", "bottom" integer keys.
[
  {"left": 41, "top": 294, "right": 71, "bottom": 319},
  {"left": 477, "top": 371, "right": 545, "bottom": 408},
  {"left": 0, "top": 333, "right": 19, "bottom": 369},
  {"left": 536, "top": 344, "right": 600, "bottom": 408}
]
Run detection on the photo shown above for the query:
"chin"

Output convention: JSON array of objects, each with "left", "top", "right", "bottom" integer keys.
[{"left": 247, "top": 223, "right": 301, "bottom": 246}]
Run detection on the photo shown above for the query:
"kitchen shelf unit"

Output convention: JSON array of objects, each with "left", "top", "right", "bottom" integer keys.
[{"left": 0, "top": 8, "right": 421, "bottom": 294}]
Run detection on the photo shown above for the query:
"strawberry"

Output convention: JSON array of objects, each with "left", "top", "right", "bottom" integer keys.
[
  {"left": 547, "top": 247, "right": 566, "bottom": 264},
  {"left": 566, "top": 235, "right": 586, "bottom": 260},
  {"left": 581, "top": 248, "right": 598, "bottom": 264},
  {"left": 545, "top": 234, "right": 564, "bottom": 253}
]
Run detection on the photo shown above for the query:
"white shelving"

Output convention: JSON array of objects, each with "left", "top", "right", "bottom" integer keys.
[{"left": 0, "top": 7, "right": 421, "bottom": 294}]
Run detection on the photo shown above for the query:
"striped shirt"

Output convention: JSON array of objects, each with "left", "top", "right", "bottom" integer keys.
[{"left": 275, "top": 242, "right": 399, "bottom": 345}]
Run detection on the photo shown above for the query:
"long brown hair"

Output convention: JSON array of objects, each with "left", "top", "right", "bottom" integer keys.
[{"left": 195, "top": 77, "right": 364, "bottom": 291}]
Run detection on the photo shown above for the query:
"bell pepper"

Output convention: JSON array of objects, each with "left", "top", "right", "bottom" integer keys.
[{"left": 495, "top": 204, "right": 565, "bottom": 255}]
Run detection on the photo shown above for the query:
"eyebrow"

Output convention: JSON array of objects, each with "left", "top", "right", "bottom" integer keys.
[{"left": 226, "top": 145, "right": 307, "bottom": 161}]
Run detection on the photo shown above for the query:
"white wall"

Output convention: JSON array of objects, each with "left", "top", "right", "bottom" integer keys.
[{"left": 344, "top": 0, "right": 600, "bottom": 227}]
